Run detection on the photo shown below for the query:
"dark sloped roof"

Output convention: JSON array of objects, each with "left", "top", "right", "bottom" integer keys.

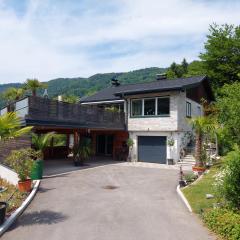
[{"left": 80, "top": 76, "right": 212, "bottom": 103}]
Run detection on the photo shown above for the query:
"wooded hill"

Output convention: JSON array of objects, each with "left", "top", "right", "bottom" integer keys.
[{"left": 0, "top": 67, "right": 166, "bottom": 107}]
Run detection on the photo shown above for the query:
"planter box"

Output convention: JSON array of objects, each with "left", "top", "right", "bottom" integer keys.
[{"left": 192, "top": 166, "right": 206, "bottom": 173}]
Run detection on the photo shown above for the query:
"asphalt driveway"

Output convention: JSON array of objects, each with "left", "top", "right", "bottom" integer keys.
[{"left": 2, "top": 164, "right": 215, "bottom": 240}]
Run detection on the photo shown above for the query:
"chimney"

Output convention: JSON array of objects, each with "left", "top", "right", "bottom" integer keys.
[
  {"left": 111, "top": 78, "right": 120, "bottom": 87},
  {"left": 156, "top": 73, "right": 167, "bottom": 81}
]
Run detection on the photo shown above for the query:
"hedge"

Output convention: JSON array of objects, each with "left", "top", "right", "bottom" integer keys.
[{"left": 203, "top": 208, "right": 240, "bottom": 240}]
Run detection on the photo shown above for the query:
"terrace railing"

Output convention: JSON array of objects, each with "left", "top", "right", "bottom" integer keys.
[{"left": 26, "top": 96, "right": 126, "bottom": 130}]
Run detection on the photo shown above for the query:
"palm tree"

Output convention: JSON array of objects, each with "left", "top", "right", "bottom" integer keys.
[
  {"left": 30, "top": 132, "right": 55, "bottom": 179},
  {"left": 0, "top": 112, "right": 32, "bottom": 141},
  {"left": 189, "top": 116, "right": 215, "bottom": 166},
  {"left": 24, "top": 79, "right": 47, "bottom": 97},
  {"left": 73, "top": 137, "right": 92, "bottom": 166},
  {"left": 2, "top": 87, "right": 25, "bottom": 103},
  {"left": 31, "top": 132, "right": 55, "bottom": 158}
]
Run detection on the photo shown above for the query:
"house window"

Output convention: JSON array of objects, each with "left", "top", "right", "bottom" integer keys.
[
  {"left": 144, "top": 98, "right": 155, "bottom": 116},
  {"left": 131, "top": 96, "right": 170, "bottom": 117},
  {"left": 158, "top": 97, "right": 170, "bottom": 115},
  {"left": 131, "top": 99, "right": 142, "bottom": 116},
  {"left": 186, "top": 102, "right": 191, "bottom": 117}
]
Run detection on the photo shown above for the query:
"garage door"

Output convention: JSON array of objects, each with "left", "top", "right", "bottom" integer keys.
[{"left": 138, "top": 136, "right": 167, "bottom": 164}]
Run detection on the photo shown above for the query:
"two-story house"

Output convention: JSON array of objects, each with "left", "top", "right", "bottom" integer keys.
[
  {"left": 81, "top": 75, "right": 214, "bottom": 164},
  {"left": 0, "top": 75, "right": 214, "bottom": 165}
]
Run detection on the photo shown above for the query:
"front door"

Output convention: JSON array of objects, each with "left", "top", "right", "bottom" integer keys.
[{"left": 96, "top": 135, "right": 113, "bottom": 156}]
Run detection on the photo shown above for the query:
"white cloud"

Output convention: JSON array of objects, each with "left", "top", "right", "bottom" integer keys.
[{"left": 0, "top": 0, "right": 239, "bottom": 83}]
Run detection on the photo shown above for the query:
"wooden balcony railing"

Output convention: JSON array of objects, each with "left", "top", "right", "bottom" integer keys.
[{"left": 25, "top": 96, "right": 126, "bottom": 130}]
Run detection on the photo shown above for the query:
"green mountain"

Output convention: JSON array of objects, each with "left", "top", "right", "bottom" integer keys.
[
  {"left": 46, "top": 67, "right": 166, "bottom": 97},
  {"left": 0, "top": 67, "right": 166, "bottom": 107}
]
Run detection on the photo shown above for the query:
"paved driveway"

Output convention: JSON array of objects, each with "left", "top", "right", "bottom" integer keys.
[{"left": 2, "top": 164, "right": 215, "bottom": 240}]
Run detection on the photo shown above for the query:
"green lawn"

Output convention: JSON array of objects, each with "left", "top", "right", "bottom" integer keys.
[{"left": 182, "top": 162, "right": 223, "bottom": 214}]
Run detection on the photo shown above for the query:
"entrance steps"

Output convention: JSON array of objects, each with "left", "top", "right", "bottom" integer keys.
[{"left": 178, "top": 154, "right": 196, "bottom": 166}]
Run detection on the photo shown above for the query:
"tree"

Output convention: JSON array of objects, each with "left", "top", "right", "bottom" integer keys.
[
  {"left": 24, "top": 79, "right": 47, "bottom": 97},
  {"left": 181, "top": 58, "right": 188, "bottom": 74},
  {"left": 216, "top": 82, "right": 240, "bottom": 148},
  {"left": 0, "top": 112, "right": 32, "bottom": 141},
  {"left": 184, "top": 61, "right": 206, "bottom": 77},
  {"left": 200, "top": 24, "right": 240, "bottom": 89},
  {"left": 2, "top": 87, "right": 25, "bottom": 102},
  {"left": 166, "top": 59, "right": 190, "bottom": 79},
  {"left": 73, "top": 137, "right": 92, "bottom": 166},
  {"left": 189, "top": 116, "right": 215, "bottom": 166}
]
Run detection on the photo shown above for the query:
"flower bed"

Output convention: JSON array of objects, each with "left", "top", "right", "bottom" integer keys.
[
  {"left": 0, "top": 178, "right": 28, "bottom": 217},
  {"left": 182, "top": 163, "right": 221, "bottom": 213},
  {"left": 181, "top": 161, "right": 240, "bottom": 240}
]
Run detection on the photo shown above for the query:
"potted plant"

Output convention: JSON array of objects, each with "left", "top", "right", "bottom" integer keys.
[
  {"left": 0, "top": 201, "right": 7, "bottom": 225},
  {"left": 5, "top": 148, "right": 37, "bottom": 192},
  {"left": 73, "top": 137, "right": 92, "bottom": 166},
  {"left": 31, "top": 132, "right": 55, "bottom": 179},
  {"left": 126, "top": 138, "right": 134, "bottom": 162}
]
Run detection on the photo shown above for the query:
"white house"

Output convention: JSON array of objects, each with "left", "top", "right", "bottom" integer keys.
[
  {"left": 81, "top": 75, "right": 214, "bottom": 164},
  {"left": 1, "top": 75, "right": 213, "bottom": 164}
]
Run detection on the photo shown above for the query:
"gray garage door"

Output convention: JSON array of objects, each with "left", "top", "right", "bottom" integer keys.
[{"left": 138, "top": 136, "right": 167, "bottom": 164}]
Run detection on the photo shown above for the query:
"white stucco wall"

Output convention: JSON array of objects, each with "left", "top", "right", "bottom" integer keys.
[
  {"left": 0, "top": 163, "right": 19, "bottom": 185},
  {"left": 178, "top": 92, "right": 203, "bottom": 132},
  {"left": 0, "top": 107, "right": 7, "bottom": 116},
  {"left": 15, "top": 98, "right": 29, "bottom": 118}
]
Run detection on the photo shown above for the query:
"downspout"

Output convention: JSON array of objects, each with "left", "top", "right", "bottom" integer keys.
[{"left": 122, "top": 93, "right": 128, "bottom": 131}]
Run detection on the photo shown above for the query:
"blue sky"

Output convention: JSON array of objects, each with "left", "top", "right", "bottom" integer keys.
[{"left": 0, "top": 0, "right": 239, "bottom": 83}]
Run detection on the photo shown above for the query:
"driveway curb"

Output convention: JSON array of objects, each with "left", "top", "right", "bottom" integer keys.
[
  {"left": 0, "top": 180, "right": 41, "bottom": 237},
  {"left": 176, "top": 185, "right": 192, "bottom": 213}
]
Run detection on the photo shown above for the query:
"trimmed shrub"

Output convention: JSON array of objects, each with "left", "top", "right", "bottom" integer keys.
[
  {"left": 5, "top": 148, "right": 40, "bottom": 181},
  {"left": 203, "top": 208, "right": 240, "bottom": 240}
]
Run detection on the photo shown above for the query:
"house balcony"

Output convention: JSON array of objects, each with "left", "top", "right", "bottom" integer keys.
[{"left": 0, "top": 96, "right": 126, "bottom": 130}]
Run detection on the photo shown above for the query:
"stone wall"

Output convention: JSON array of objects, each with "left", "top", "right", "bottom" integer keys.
[
  {"left": 127, "top": 91, "right": 179, "bottom": 132},
  {"left": 0, "top": 136, "right": 31, "bottom": 163}
]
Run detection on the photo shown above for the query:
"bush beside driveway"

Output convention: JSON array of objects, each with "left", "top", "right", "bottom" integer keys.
[{"left": 2, "top": 164, "right": 215, "bottom": 240}]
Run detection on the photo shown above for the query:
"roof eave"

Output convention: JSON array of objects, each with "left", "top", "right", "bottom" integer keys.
[{"left": 115, "top": 87, "right": 182, "bottom": 97}]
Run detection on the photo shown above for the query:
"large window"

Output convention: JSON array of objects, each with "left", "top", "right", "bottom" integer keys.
[
  {"left": 131, "top": 97, "right": 170, "bottom": 117},
  {"left": 144, "top": 98, "right": 155, "bottom": 116},
  {"left": 158, "top": 98, "right": 170, "bottom": 115},
  {"left": 132, "top": 99, "right": 142, "bottom": 116}
]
